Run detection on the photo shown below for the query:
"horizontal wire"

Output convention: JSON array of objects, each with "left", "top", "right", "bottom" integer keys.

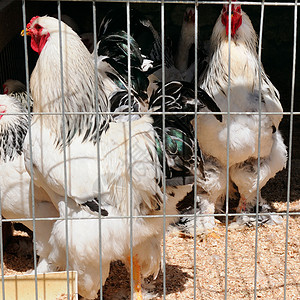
[
  {"left": 25, "top": 0, "right": 300, "bottom": 6},
  {"left": 4, "top": 211, "right": 299, "bottom": 223},
  {"left": 2, "top": 111, "right": 297, "bottom": 116}
]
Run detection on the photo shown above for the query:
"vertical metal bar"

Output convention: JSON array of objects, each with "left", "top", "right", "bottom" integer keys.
[
  {"left": 57, "top": 2, "right": 70, "bottom": 299},
  {"left": 224, "top": 1, "right": 232, "bottom": 298},
  {"left": 22, "top": 1, "right": 39, "bottom": 300},
  {"left": 254, "top": 2, "right": 265, "bottom": 299},
  {"left": 92, "top": 2, "right": 104, "bottom": 299},
  {"left": 160, "top": 2, "right": 167, "bottom": 299},
  {"left": 283, "top": 1, "right": 298, "bottom": 299},
  {"left": 0, "top": 203, "right": 5, "bottom": 300},
  {"left": 126, "top": 3, "right": 134, "bottom": 299},
  {"left": 193, "top": 3, "right": 199, "bottom": 300}
]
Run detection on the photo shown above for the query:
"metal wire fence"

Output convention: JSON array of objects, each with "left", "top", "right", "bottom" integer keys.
[{"left": 0, "top": 0, "right": 299, "bottom": 299}]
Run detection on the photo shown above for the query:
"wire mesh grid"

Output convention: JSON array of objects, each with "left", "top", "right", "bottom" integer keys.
[{"left": 0, "top": 0, "right": 299, "bottom": 299}]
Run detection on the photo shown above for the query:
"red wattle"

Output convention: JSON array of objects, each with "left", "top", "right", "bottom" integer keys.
[{"left": 31, "top": 32, "right": 50, "bottom": 54}]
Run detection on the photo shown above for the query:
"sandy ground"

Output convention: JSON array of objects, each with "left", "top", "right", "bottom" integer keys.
[{"left": 3, "top": 160, "right": 300, "bottom": 300}]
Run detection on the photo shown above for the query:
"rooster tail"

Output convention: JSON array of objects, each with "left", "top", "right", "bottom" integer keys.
[
  {"left": 97, "top": 30, "right": 151, "bottom": 100},
  {"left": 149, "top": 81, "right": 222, "bottom": 122},
  {"left": 148, "top": 81, "right": 207, "bottom": 181}
]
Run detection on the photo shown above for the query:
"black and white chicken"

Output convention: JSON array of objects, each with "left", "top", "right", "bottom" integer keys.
[{"left": 0, "top": 93, "right": 58, "bottom": 272}]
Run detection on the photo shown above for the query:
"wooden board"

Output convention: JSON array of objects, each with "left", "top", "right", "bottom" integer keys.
[{"left": 0, "top": 271, "right": 78, "bottom": 300}]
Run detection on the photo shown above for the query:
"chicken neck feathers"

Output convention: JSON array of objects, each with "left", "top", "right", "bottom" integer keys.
[
  {"left": 29, "top": 16, "right": 110, "bottom": 148},
  {"left": 9, "top": 91, "right": 33, "bottom": 112},
  {"left": 3, "top": 79, "right": 33, "bottom": 110},
  {"left": 0, "top": 95, "right": 28, "bottom": 162},
  {"left": 197, "top": 9, "right": 284, "bottom": 166},
  {"left": 200, "top": 12, "right": 282, "bottom": 127}
]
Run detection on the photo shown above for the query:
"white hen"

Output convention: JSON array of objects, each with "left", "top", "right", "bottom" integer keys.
[
  {"left": 193, "top": 2, "right": 287, "bottom": 229},
  {"left": 0, "top": 94, "right": 58, "bottom": 272}
]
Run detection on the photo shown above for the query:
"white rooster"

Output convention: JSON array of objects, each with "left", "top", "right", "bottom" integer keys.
[
  {"left": 23, "top": 16, "right": 220, "bottom": 299},
  {"left": 0, "top": 94, "right": 58, "bottom": 272},
  {"left": 193, "top": 2, "right": 287, "bottom": 229}
]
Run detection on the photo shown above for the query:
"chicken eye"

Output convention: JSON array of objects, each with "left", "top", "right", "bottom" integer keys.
[{"left": 34, "top": 24, "right": 42, "bottom": 31}]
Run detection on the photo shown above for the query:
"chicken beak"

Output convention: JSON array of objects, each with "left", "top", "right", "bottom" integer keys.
[{"left": 21, "top": 28, "right": 30, "bottom": 36}]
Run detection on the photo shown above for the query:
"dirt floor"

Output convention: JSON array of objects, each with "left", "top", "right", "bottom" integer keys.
[{"left": 3, "top": 160, "right": 300, "bottom": 300}]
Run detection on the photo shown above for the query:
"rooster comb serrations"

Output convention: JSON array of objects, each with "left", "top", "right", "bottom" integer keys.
[{"left": 27, "top": 16, "right": 40, "bottom": 28}]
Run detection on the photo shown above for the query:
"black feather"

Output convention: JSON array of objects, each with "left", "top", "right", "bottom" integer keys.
[
  {"left": 148, "top": 81, "right": 205, "bottom": 180},
  {"left": 0, "top": 97, "right": 28, "bottom": 162},
  {"left": 98, "top": 8, "right": 173, "bottom": 70},
  {"left": 81, "top": 198, "right": 109, "bottom": 216},
  {"left": 97, "top": 30, "right": 150, "bottom": 100},
  {"left": 108, "top": 81, "right": 218, "bottom": 183},
  {"left": 149, "top": 81, "right": 222, "bottom": 122},
  {"left": 98, "top": 8, "right": 157, "bottom": 58}
]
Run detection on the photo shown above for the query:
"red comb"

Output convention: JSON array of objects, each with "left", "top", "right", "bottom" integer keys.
[{"left": 27, "top": 16, "right": 40, "bottom": 28}]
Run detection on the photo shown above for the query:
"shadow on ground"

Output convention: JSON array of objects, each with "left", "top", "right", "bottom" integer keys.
[{"left": 102, "top": 260, "right": 191, "bottom": 299}]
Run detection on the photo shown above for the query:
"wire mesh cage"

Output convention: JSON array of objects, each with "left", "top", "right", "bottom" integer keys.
[{"left": 0, "top": 0, "right": 299, "bottom": 299}]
